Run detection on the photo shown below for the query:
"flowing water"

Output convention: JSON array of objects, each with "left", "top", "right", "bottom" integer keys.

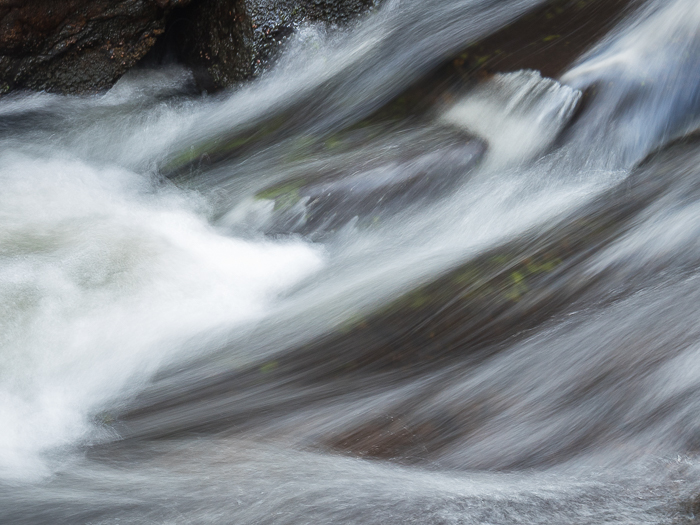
[{"left": 3, "top": 0, "right": 700, "bottom": 522}]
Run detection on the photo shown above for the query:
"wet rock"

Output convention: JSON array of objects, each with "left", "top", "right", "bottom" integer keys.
[
  {"left": 169, "top": 0, "right": 379, "bottom": 90},
  {"left": 0, "top": 0, "right": 377, "bottom": 94},
  {"left": 160, "top": 0, "right": 629, "bottom": 177},
  {"left": 268, "top": 138, "right": 673, "bottom": 384},
  {"left": 458, "top": 0, "right": 635, "bottom": 79},
  {"left": 118, "top": 157, "right": 656, "bottom": 448},
  {"left": 0, "top": 0, "right": 192, "bottom": 94},
  {"left": 118, "top": 135, "right": 692, "bottom": 452},
  {"left": 254, "top": 132, "right": 486, "bottom": 237},
  {"left": 368, "top": 0, "right": 635, "bottom": 122}
]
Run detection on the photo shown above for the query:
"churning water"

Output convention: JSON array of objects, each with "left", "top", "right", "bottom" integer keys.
[{"left": 3, "top": 0, "right": 700, "bottom": 522}]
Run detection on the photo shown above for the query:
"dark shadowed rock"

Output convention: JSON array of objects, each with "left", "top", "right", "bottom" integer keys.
[
  {"left": 169, "top": 0, "right": 378, "bottom": 90},
  {"left": 0, "top": 0, "right": 192, "bottom": 94}
]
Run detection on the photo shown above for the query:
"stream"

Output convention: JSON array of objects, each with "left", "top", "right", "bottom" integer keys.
[{"left": 3, "top": 0, "right": 700, "bottom": 522}]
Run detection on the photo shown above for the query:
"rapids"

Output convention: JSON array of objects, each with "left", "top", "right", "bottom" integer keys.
[{"left": 2, "top": 0, "right": 700, "bottom": 522}]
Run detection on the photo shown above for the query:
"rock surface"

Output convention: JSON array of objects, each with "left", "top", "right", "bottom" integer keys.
[
  {"left": 0, "top": 0, "right": 192, "bottom": 94},
  {"left": 171, "top": 0, "right": 378, "bottom": 91},
  {"left": 0, "top": 0, "right": 377, "bottom": 94},
  {"left": 0, "top": 0, "right": 628, "bottom": 96}
]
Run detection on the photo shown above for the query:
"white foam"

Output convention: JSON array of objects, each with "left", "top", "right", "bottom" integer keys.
[
  {"left": 0, "top": 153, "right": 324, "bottom": 479},
  {"left": 442, "top": 70, "right": 581, "bottom": 167}
]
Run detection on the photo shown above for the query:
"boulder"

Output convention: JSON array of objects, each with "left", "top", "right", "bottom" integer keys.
[
  {"left": 0, "top": 0, "right": 192, "bottom": 94},
  {"left": 0, "top": 0, "right": 377, "bottom": 95}
]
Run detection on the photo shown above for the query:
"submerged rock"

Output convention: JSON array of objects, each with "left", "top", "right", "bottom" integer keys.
[
  {"left": 442, "top": 70, "right": 582, "bottom": 166},
  {"left": 253, "top": 132, "right": 486, "bottom": 237},
  {"left": 118, "top": 136, "right": 664, "bottom": 449},
  {"left": 0, "top": 0, "right": 192, "bottom": 94},
  {"left": 160, "top": 0, "right": 632, "bottom": 176},
  {"left": 368, "top": 0, "right": 634, "bottom": 122}
]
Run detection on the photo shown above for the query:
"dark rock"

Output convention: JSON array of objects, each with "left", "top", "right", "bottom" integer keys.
[
  {"left": 169, "top": 0, "right": 378, "bottom": 91},
  {"left": 160, "top": 0, "right": 629, "bottom": 178},
  {"left": 0, "top": 0, "right": 192, "bottom": 94},
  {"left": 683, "top": 493, "right": 700, "bottom": 520},
  {"left": 164, "top": 0, "right": 252, "bottom": 90}
]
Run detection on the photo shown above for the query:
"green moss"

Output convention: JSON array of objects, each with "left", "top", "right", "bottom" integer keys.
[
  {"left": 490, "top": 255, "right": 511, "bottom": 265},
  {"left": 255, "top": 179, "right": 308, "bottom": 210},
  {"left": 256, "top": 182, "right": 298, "bottom": 200},
  {"left": 260, "top": 361, "right": 278, "bottom": 373},
  {"left": 504, "top": 282, "right": 528, "bottom": 302},
  {"left": 95, "top": 411, "right": 115, "bottom": 425},
  {"left": 162, "top": 112, "right": 294, "bottom": 176},
  {"left": 353, "top": 244, "right": 569, "bottom": 338},
  {"left": 340, "top": 313, "right": 367, "bottom": 334},
  {"left": 454, "top": 267, "right": 479, "bottom": 285},
  {"left": 273, "top": 189, "right": 301, "bottom": 211},
  {"left": 325, "top": 135, "right": 343, "bottom": 150},
  {"left": 409, "top": 292, "right": 429, "bottom": 309}
]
